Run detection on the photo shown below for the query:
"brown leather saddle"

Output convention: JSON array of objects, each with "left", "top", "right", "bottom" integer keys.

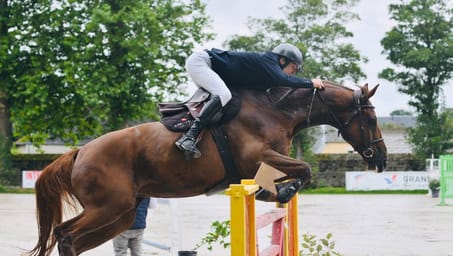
[{"left": 159, "top": 88, "right": 241, "bottom": 132}]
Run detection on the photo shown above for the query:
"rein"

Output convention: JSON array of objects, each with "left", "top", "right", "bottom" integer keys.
[
  {"left": 306, "top": 88, "right": 317, "bottom": 127},
  {"left": 313, "top": 88, "right": 384, "bottom": 158}
]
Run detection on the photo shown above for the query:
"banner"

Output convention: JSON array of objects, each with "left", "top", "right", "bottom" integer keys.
[
  {"left": 22, "top": 170, "right": 42, "bottom": 188},
  {"left": 345, "top": 171, "right": 429, "bottom": 191}
]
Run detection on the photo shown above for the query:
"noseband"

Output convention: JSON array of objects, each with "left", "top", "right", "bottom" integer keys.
[{"left": 310, "top": 89, "right": 384, "bottom": 158}]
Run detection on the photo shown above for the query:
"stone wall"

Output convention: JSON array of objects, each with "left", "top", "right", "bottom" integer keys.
[
  {"left": 314, "top": 153, "right": 425, "bottom": 187},
  {"left": 10, "top": 153, "right": 425, "bottom": 188}
]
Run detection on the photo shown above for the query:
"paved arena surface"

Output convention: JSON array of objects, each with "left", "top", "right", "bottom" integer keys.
[{"left": 1, "top": 193, "right": 452, "bottom": 256}]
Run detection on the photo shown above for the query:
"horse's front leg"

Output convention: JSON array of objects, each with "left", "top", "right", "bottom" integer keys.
[{"left": 255, "top": 149, "right": 312, "bottom": 203}]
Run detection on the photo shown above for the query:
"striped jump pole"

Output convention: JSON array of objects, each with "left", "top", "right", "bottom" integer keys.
[{"left": 225, "top": 179, "right": 299, "bottom": 256}]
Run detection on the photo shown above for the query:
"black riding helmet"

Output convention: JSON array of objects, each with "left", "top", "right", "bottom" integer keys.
[{"left": 272, "top": 43, "right": 303, "bottom": 70}]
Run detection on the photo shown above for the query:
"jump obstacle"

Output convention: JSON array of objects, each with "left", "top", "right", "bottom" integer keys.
[{"left": 225, "top": 179, "right": 299, "bottom": 256}]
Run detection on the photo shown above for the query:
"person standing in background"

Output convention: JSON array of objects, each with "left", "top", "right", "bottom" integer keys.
[{"left": 113, "top": 198, "right": 151, "bottom": 256}]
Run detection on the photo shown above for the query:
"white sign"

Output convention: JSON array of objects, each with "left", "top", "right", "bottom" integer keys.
[
  {"left": 22, "top": 170, "right": 42, "bottom": 188},
  {"left": 345, "top": 171, "right": 429, "bottom": 191}
]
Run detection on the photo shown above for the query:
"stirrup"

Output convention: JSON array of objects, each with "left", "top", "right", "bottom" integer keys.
[{"left": 175, "top": 137, "right": 201, "bottom": 160}]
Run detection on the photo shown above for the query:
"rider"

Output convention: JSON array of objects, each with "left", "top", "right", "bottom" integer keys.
[{"left": 175, "top": 43, "right": 325, "bottom": 159}]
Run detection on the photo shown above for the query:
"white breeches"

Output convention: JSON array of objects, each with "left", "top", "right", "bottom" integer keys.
[{"left": 185, "top": 51, "right": 232, "bottom": 106}]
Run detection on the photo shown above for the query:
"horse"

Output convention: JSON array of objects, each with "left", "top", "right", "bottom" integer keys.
[{"left": 29, "top": 81, "right": 387, "bottom": 256}]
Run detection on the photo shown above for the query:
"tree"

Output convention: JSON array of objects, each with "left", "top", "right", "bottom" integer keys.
[
  {"left": 224, "top": 0, "right": 367, "bottom": 83},
  {"left": 222, "top": 0, "right": 367, "bottom": 161},
  {"left": 0, "top": 0, "right": 13, "bottom": 173},
  {"left": 0, "top": 0, "right": 212, "bottom": 183},
  {"left": 390, "top": 109, "right": 413, "bottom": 116},
  {"left": 379, "top": 0, "right": 453, "bottom": 157},
  {"left": 407, "top": 110, "right": 453, "bottom": 157}
]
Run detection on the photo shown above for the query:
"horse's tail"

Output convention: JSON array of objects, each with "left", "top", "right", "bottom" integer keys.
[{"left": 29, "top": 149, "right": 80, "bottom": 256}]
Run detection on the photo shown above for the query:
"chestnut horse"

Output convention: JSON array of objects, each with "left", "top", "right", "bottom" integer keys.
[{"left": 30, "top": 81, "right": 387, "bottom": 256}]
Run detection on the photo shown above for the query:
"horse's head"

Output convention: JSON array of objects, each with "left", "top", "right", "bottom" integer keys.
[{"left": 316, "top": 82, "right": 388, "bottom": 172}]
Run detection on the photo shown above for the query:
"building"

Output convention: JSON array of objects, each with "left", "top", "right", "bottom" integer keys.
[{"left": 314, "top": 115, "right": 415, "bottom": 155}]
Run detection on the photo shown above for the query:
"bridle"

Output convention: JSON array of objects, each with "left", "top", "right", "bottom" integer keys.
[{"left": 308, "top": 88, "right": 384, "bottom": 159}]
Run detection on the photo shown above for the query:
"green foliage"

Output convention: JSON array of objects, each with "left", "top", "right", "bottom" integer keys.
[
  {"left": 0, "top": 168, "right": 18, "bottom": 186},
  {"left": 379, "top": 0, "right": 453, "bottom": 158},
  {"left": 407, "top": 110, "right": 453, "bottom": 158},
  {"left": 429, "top": 178, "right": 440, "bottom": 190},
  {"left": 390, "top": 109, "right": 413, "bottom": 116},
  {"left": 380, "top": 0, "right": 452, "bottom": 116},
  {"left": 300, "top": 233, "right": 343, "bottom": 256},
  {"left": 223, "top": 0, "right": 367, "bottom": 163},
  {"left": 0, "top": 185, "right": 35, "bottom": 193},
  {"left": 300, "top": 187, "right": 428, "bottom": 194},
  {"left": 0, "top": 0, "right": 212, "bottom": 167},
  {"left": 224, "top": 0, "right": 367, "bottom": 83},
  {"left": 0, "top": 133, "right": 13, "bottom": 185},
  {"left": 194, "top": 220, "right": 230, "bottom": 251},
  {"left": 291, "top": 128, "right": 319, "bottom": 187},
  {"left": 196, "top": 220, "right": 343, "bottom": 256}
]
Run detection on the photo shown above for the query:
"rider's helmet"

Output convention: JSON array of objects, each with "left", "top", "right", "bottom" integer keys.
[{"left": 272, "top": 43, "right": 303, "bottom": 66}]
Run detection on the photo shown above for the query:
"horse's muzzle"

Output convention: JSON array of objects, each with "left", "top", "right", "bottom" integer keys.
[{"left": 363, "top": 146, "right": 387, "bottom": 172}]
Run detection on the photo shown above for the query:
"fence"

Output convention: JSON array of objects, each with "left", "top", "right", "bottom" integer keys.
[
  {"left": 440, "top": 155, "right": 453, "bottom": 205},
  {"left": 225, "top": 179, "right": 299, "bottom": 256}
]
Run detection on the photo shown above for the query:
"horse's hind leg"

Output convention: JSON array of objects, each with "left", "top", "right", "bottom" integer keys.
[
  {"left": 73, "top": 199, "right": 142, "bottom": 254},
  {"left": 54, "top": 215, "right": 84, "bottom": 255},
  {"left": 53, "top": 202, "right": 134, "bottom": 256},
  {"left": 72, "top": 210, "right": 135, "bottom": 254}
]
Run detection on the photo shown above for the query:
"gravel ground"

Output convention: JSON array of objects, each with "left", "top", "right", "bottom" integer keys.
[{"left": 1, "top": 193, "right": 452, "bottom": 256}]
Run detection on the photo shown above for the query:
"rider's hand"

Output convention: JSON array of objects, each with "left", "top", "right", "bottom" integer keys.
[{"left": 311, "top": 78, "right": 325, "bottom": 90}]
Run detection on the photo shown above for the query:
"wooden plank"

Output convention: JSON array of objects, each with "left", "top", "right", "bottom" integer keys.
[{"left": 255, "top": 209, "right": 286, "bottom": 230}]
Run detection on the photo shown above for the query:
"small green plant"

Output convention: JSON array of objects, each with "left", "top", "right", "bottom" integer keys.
[
  {"left": 300, "top": 233, "right": 343, "bottom": 256},
  {"left": 197, "top": 220, "right": 343, "bottom": 256},
  {"left": 194, "top": 220, "right": 230, "bottom": 251}
]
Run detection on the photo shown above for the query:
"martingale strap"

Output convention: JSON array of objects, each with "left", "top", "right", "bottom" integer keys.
[{"left": 205, "top": 126, "right": 242, "bottom": 195}]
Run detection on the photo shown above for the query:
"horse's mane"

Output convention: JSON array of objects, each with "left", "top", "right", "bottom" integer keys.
[{"left": 322, "top": 80, "right": 355, "bottom": 91}]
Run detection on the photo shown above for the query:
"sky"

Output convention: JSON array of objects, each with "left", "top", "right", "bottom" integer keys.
[{"left": 197, "top": 0, "right": 453, "bottom": 116}]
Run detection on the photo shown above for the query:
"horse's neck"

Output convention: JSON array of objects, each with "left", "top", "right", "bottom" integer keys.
[
  {"left": 234, "top": 87, "right": 354, "bottom": 134},
  {"left": 289, "top": 86, "right": 355, "bottom": 133},
  {"left": 232, "top": 90, "right": 297, "bottom": 142},
  {"left": 239, "top": 90, "right": 296, "bottom": 123}
]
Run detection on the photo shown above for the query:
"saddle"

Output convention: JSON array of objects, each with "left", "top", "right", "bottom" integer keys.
[
  {"left": 159, "top": 88, "right": 242, "bottom": 194},
  {"left": 159, "top": 88, "right": 241, "bottom": 132}
]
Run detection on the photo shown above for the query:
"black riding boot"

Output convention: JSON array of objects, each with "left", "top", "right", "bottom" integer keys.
[{"left": 175, "top": 95, "right": 222, "bottom": 159}]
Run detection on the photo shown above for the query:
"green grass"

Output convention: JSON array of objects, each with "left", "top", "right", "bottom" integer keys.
[
  {"left": 0, "top": 185, "right": 35, "bottom": 194},
  {"left": 300, "top": 186, "right": 428, "bottom": 194}
]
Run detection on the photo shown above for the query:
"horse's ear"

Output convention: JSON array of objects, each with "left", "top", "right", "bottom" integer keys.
[
  {"left": 368, "top": 84, "right": 379, "bottom": 99},
  {"left": 359, "top": 83, "right": 369, "bottom": 101}
]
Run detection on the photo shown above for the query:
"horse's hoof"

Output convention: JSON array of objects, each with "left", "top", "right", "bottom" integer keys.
[{"left": 276, "top": 179, "right": 302, "bottom": 203}]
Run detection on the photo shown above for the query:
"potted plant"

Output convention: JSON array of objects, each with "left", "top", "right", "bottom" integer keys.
[
  {"left": 178, "top": 220, "right": 230, "bottom": 256},
  {"left": 429, "top": 179, "right": 441, "bottom": 198}
]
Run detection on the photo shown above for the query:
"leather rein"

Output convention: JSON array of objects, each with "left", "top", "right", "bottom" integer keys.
[{"left": 308, "top": 88, "right": 384, "bottom": 158}]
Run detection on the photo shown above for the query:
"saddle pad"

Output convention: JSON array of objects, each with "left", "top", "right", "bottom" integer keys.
[
  {"left": 160, "top": 111, "right": 195, "bottom": 132},
  {"left": 160, "top": 95, "right": 241, "bottom": 132}
]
